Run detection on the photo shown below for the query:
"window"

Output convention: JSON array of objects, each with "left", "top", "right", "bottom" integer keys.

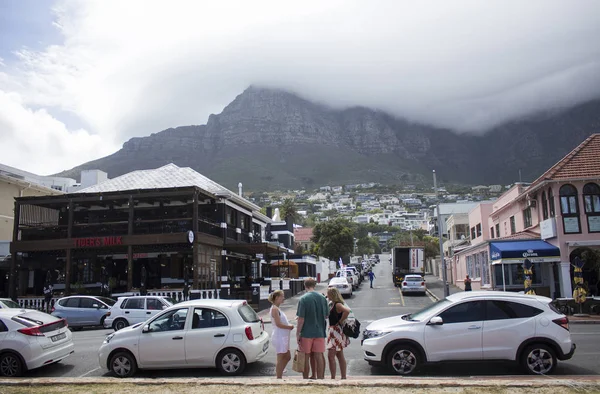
[
  {"left": 238, "top": 304, "right": 260, "bottom": 323},
  {"left": 192, "top": 308, "right": 229, "bottom": 329},
  {"left": 438, "top": 301, "right": 485, "bottom": 324},
  {"left": 79, "top": 298, "right": 97, "bottom": 308},
  {"left": 122, "top": 298, "right": 144, "bottom": 309},
  {"left": 471, "top": 227, "right": 476, "bottom": 240},
  {"left": 560, "top": 184, "right": 580, "bottom": 234},
  {"left": 548, "top": 188, "right": 555, "bottom": 217},
  {"left": 523, "top": 207, "right": 532, "bottom": 228},
  {"left": 494, "top": 263, "right": 542, "bottom": 287},
  {"left": 510, "top": 216, "right": 516, "bottom": 235},
  {"left": 147, "top": 298, "right": 165, "bottom": 310},
  {"left": 476, "top": 223, "right": 482, "bottom": 237},
  {"left": 490, "top": 227, "right": 494, "bottom": 239},
  {"left": 63, "top": 298, "right": 80, "bottom": 308},
  {"left": 0, "top": 320, "right": 8, "bottom": 332},
  {"left": 485, "top": 300, "right": 543, "bottom": 320},
  {"left": 495, "top": 223, "right": 500, "bottom": 238},
  {"left": 583, "top": 183, "right": 600, "bottom": 233},
  {"left": 481, "top": 251, "right": 490, "bottom": 286},
  {"left": 148, "top": 308, "right": 189, "bottom": 332},
  {"left": 541, "top": 191, "right": 549, "bottom": 220}
]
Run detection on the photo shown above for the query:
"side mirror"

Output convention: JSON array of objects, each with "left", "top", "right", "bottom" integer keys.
[
  {"left": 142, "top": 325, "right": 150, "bottom": 333},
  {"left": 428, "top": 316, "right": 443, "bottom": 326}
]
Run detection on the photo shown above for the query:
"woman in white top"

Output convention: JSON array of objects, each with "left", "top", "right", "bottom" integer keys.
[{"left": 269, "top": 289, "right": 294, "bottom": 378}]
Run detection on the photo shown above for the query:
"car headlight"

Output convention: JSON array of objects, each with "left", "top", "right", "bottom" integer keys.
[
  {"left": 103, "top": 333, "right": 115, "bottom": 344},
  {"left": 363, "top": 330, "right": 391, "bottom": 340}
]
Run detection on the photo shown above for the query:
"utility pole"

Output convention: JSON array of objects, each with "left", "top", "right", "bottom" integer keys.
[{"left": 434, "top": 170, "right": 449, "bottom": 297}]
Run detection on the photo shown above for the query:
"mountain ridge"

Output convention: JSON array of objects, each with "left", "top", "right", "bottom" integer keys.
[{"left": 56, "top": 87, "right": 600, "bottom": 190}]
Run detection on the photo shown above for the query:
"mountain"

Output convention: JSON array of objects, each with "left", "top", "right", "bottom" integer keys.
[{"left": 56, "top": 87, "right": 600, "bottom": 190}]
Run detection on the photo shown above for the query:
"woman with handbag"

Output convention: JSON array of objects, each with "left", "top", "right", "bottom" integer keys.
[
  {"left": 269, "top": 290, "right": 294, "bottom": 378},
  {"left": 326, "top": 287, "right": 351, "bottom": 380}
]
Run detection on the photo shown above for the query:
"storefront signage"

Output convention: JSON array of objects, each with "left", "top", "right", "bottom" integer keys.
[
  {"left": 563, "top": 217, "right": 580, "bottom": 233},
  {"left": 589, "top": 216, "right": 600, "bottom": 232},
  {"left": 522, "top": 249, "right": 538, "bottom": 258},
  {"left": 73, "top": 236, "right": 123, "bottom": 248},
  {"left": 540, "top": 218, "right": 557, "bottom": 240}
]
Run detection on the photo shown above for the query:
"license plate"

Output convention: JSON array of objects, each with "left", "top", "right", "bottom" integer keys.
[
  {"left": 263, "top": 341, "right": 269, "bottom": 352},
  {"left": 51, "top": 332, "right": 66, "bottom": 342}
]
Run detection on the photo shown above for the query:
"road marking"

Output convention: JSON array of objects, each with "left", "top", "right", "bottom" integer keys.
[
  {"left": 388, "top": 302, "right": 401, "bottom": 305},
  {"left": 398, "top": 288, "right": 405, "bottom": 306},
  {"left": 79, "top": 367, "right": 100, "bottom": 378},
  {"left": 426, "top": 291, "right": 437, "bottom": 303}
]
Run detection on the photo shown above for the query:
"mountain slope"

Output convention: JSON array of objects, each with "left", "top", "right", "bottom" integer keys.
[{"left": 57, "top": 87, "right": 600, "bottom": 190}]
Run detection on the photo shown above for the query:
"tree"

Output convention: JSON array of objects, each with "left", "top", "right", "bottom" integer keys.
[
  {"left": 312, "top": 218, "right": 355, "bottom": 261},
  {"left": 357, "top": 236, "right": 381, "bottom": 255},
  {"left": 280, "top": 198, "right": 299, "bottom": 223}
]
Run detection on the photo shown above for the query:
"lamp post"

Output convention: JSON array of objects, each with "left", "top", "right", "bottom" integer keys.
[{"left": 434, "top": 170, "right": 449, "bottom": 297}]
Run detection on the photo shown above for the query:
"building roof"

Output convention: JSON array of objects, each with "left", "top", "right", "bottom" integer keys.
[
  {"left": 294, "top": 227, "right": 314, "bottom": 242},
  {"left": 76, "top": 163, "right": 261, "bottom": 212},
  {"left": 529, "top": 133, "right": 600, "bottom": 188}
]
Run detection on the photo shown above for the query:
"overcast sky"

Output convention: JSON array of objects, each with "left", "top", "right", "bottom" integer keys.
[{"left": 1, "top": 0, "right": 600, "bottom": 175}]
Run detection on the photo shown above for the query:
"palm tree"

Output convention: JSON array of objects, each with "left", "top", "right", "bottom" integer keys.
[{"left": 280, "top": 198, "right": 299, "bottom": 223}]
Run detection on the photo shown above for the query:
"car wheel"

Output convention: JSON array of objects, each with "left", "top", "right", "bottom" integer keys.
[
  {"left": 217, "top": 348, "right": 246, "bottom": 376},
  {"left": 0, "top": 353, "right": 24, "bottom": 377},
  {"left": 521, "top": 344, "right": 557, "bottom": 375},
  {"left": 388, "top": 345, "right": 420, "bottom": 375},
  {"left": 109, "top": 351, "right": 137, "bottom": 378},
  {"left": 113, "top": 319, "right": 128, "bottom": 331}
]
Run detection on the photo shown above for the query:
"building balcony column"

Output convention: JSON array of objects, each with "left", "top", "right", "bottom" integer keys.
[{"left": 559, "top": 261, "right": 573, "bottom": 299}]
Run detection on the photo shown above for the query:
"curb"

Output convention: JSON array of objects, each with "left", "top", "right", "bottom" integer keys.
[{"left": 426, "top": 288, "right": 440, "bottom": 301}]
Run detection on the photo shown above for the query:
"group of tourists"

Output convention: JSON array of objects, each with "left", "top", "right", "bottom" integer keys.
[{"left": 268, "top": 277, "right": 352, "bottom": 379}]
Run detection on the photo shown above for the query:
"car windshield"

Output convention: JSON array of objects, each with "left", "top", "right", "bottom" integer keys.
[
  {"left": 403, "top": 299, "right": 452, "bottom": 322},
  {"left": 97, "top": 297, "right": 116, "bottom": 306},
  {"left": 1, "top": 299, "right": 20, "bottom": 308}
]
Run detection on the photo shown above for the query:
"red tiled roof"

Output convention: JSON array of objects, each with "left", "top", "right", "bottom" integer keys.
[
  {"left": 529, "top": 134, "right": 600, "bottom": 189},
  {"left": 294, "top": 227, "right": 314, "bottom": 242}
]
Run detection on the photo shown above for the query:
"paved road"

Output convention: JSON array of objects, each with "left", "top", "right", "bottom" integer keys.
[{"left": 25, "top": 253, "right": 600, "bottom": 378}]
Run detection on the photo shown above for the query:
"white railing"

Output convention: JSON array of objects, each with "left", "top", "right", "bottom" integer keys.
[{"left": 17, "top": 297, "right": 57, "bottom": 311}]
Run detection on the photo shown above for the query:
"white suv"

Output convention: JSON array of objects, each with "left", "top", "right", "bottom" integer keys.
[
  {"left": 105, "top": 296, "right": 174, "bottom": 331},
  {"left": 362, "top": 291, "right": 575, "bottom": 375},
  {"left": 336, "top": 268, "right": 360, "bottom": 290}
]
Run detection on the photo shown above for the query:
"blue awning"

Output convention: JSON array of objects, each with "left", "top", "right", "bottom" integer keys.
[{"left": 490, "top": 240, "right": 560, "bottom": 265}]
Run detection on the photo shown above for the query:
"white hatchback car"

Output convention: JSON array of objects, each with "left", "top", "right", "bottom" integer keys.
[
  {"left": 329, "top": 277, "right": 353, "bottom": 297},
  {"left": 362, "top": 291, "right": 575, "bottom": 375},
  {"left": 104, "top": 296, "right": 174, "bottom": 331},
  {"left": 0, "top": 309, "right": 74, "bottom": 377},
  {"left": 98, "top": 299, "right": 269, "bottom": 377},
  {"left": 336, "top": 269, "right": 360, "bottom": 290},
  {"left": 401, "top": 275, "right": 426, "bottom": 296}
]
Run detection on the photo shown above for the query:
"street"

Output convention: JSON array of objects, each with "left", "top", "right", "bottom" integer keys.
[{"left": 24, "top": 254, "right": 600, "bottom": 379}]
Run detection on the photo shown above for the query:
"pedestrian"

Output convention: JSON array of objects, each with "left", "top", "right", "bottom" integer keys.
[
  {"left": 464, "top": 275, "right": 472, "bottom": 291},
  {"left": 296, "top": 277, "right": 328, "bottom": 380},
  {"left": 368, "top": 270, "right": 376, "bottom": 288},
  {"left": 268, "top": 290, "right": 294, "bottom": 379},
  {"left": 326, "top": 287, "right": 351, "bottom": 380}
]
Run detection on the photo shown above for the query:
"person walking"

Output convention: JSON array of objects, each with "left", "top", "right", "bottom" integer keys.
[
  {"left": 296, "top": 278, "right": 328, "bottom": 380},
  {"left": 368, "top": 270, "right": 376, "bottom": 288},
  {"left": 464, "top": 275, "right": 472, "bottom": 291},
  {"left": 326, "top": 287, "right": 351, "bottom": 380},
  {"left": 268, "top": 290, "right": 294, "bottom": 379}
]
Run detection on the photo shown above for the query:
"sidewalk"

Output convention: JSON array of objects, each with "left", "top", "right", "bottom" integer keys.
[
  {"left": 257, "top": 282, "right": 329, "bottom": 324},
  {"left": 424, "top": 274, "right": 600, "bottom": 324}
]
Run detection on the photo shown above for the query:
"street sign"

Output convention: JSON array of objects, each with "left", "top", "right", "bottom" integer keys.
[{"left": 256, "top": 253, "right": 264, "bottom": 259}]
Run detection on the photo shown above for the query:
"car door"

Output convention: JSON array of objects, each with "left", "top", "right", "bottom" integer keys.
[
  {"left": 62, "top": 297, "right": 82, "bottom": 326},
  {"left": 122, "top": 298, "right": 146, "bottom": 324},
  {"left": 138, "top": 307, "right": 189, "bottom": 368},
  {"left": 482, "top": 300, "right": 541, "bottom": 360},
  {"left": 424, "top": 300, "right": 485, "bottom": 361},
  {"left": 185, "top": 307, "right": 231, "bottom": 366},
  {"left": 145, "top": 298, "right": 166, "bottom": 321}
]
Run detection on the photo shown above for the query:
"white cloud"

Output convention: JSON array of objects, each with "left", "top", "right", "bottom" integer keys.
[
  {"left": 1, "top": 0, "right": 600, "bottom": 174},
  {"left": 0, "top": 90, "right": 118, "bottom": 175}
]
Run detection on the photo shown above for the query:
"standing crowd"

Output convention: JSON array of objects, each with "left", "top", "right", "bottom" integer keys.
[{"left": 268, "top": 277, "right": 354, "bottom": 379}]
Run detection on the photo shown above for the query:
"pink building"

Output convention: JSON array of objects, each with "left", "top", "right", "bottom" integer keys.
[{"left": 454, "top": 134, "right": 600, "bottom": 298}]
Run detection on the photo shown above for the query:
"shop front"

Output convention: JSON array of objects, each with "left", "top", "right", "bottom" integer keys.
[{"left": 490, "top": 240, "right": 561, "bottom": 297}]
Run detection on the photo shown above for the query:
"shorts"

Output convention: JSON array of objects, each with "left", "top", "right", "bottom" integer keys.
[
  {"left": 272, "top": 335, "right": 290, "bottom": 354},
  {"left": 300, "top": 337, "right": 326, "bottom": 354}
]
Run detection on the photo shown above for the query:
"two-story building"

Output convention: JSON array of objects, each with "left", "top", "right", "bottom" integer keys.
[
  {"left": 454, "top": 134, "right": 600, "bottom": 298},
  {"left": 7, "top": 164, "right": 284, "bottom": 301}
]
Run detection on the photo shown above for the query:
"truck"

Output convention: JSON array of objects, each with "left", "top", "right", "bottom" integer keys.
[{"left": 392, "top": 247, "right": 424, "bottom": 286}]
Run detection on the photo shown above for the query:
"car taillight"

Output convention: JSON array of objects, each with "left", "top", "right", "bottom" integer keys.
[
  {"left": 18, "top": 326, "right": 44, "bottom": 336},
  {"left": 403, "top": 282, "right": 407, "bottom": 286},
  {"left": 553, "top": 317, "right": 569, "bottom": 331},
  {"left": 421, "top": 282, "right": 425, "bottom": 286},
  {"left": 106, "top": 312, "right": 111, "bottom": 317},
  {"left": 51, "top": 306, "right": 55, "bottom": 313},
  {"left": 245, "top": 326, "right": 254, "bottom": 340}
]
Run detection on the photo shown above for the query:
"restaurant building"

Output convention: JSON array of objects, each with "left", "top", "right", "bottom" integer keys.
[{"left": 8, "top": 164, "right": 287, "bottom": 302}]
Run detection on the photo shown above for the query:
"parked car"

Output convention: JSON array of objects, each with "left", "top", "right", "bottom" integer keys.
[
  {"left": 362, "top": 291, "right": 575, "bottom": 375},
  {"left": 51, "top": 295, "right": 116, "bottom": 330},
  {"left": 0, "top": 298, "right": 21, "bottom": 309},
  {"left": 0, "top": 309, "right": 74, "bottom": 377},
  {"left": 329, "top": 277, "right": 353, "bottom": 297},
  {"left": 98, "top": 299, "right": 269, "bottom": 377},
  {"left": 336, "top": 268, "right": 360, "bottom": 290},
  {"left": 104, "top": 296, "right": 174, "bottom": 331},
  {"left": 401, "top": 275, "right": 426, "bottom": 296}
]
